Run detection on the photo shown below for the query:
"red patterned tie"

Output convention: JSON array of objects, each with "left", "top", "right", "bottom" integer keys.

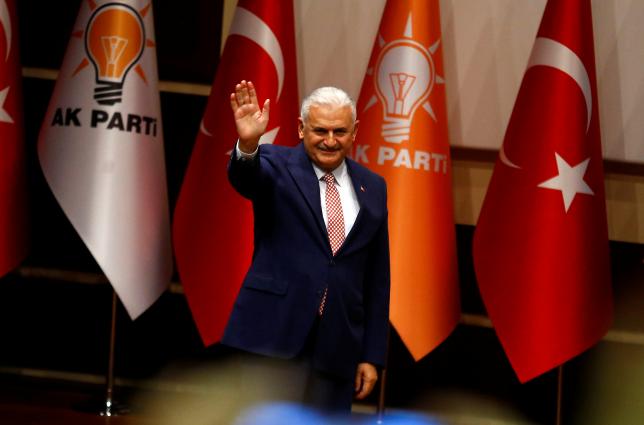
[{"left": 319, "top": 173, "right": 345, "bottom": 315}]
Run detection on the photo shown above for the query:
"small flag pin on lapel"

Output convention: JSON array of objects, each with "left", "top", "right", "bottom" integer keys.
[{"left": 360, "top": 185, "right": 366, "bottom": 192}]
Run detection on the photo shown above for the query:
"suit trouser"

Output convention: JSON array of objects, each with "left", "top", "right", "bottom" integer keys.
[{"left": 237, "top": 319, "right": 354, "bottom": 413}]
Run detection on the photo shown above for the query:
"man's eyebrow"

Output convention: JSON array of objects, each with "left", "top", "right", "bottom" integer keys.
[{"left": 311, "top": 126, "right": 349, "bottom": 132}]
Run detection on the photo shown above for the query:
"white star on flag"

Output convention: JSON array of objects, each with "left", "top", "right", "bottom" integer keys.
[
  {"left": 538, "top": 153, "right": 594, "bottom": 212},
  {"left": 0, "top": 86, "right": 13, "bottom": 123}
]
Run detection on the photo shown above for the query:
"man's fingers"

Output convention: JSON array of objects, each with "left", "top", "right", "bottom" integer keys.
[
  {"left": 248, "top": 81, "right": 260, "bottom": 107},
  {"left": 233, "top": 81, "right": 268, "bottom": 117},
  {"left": 235, "top": 88, "right": 244, "bottom": 108},
  {"left": 230, "top": 92, "right": 239, "bottom": 111},
  {"left": 261, "top": 99, "right": 270, "bottom": 119},
  {"left": 240, "top": 80, "right": 253, "bottom": 105},
  {"left": 235, "top": 80, "right": 248, "bottom": 107},
  {"left": 355, "top": 373, "right": 366, "bottom": 398},
  {"left": 355, "top": 376, "right": 376, "bottom": 400},
  {"left": 354, "top": 363, "right": 378, "bottom": 400}
]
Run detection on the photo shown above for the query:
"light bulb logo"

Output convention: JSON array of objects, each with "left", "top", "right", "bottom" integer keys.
[
  {"left": 84, "top": 3, "right": 145, "bottom": 105},
  {"left": 375, "top": 39, "right": 434, "bottom": 144},
  {"left": 362, "top": 13, "right": 444, "bottom": 145}
]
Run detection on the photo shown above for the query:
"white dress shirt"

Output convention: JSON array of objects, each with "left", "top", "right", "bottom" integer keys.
[{"left": 311, "top": 161, "right": 359, "bottom": 237}]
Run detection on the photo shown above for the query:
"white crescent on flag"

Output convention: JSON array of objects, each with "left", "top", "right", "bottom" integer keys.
[
  {"left": 0, "top": 0, "right": 11, "bottom": 61},
  {"left": 202, "top": 6, "right": 285, "bottom": 147},
  {"left": 528, "top": 37, "right": 592, "bottom": 132},
  {"left": 499, "top": 144, "right": 521, "bottom": 169},
  {"left": 199, "top": 119, "right": 213, "bottom": 137},
  {"left": 230, "top": 6, "right": 285, "bottom": 100},
  {"left": 500, "top": 36, "right": 592, "bottom": 170}
]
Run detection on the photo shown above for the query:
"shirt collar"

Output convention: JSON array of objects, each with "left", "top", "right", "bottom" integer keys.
[{"left": 312, "top": 160, "right": 348, "bottom": 186}]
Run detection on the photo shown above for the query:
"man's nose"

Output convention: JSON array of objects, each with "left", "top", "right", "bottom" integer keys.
[{"left": 323, "top": 131, "right": 337, "bottom": 144}]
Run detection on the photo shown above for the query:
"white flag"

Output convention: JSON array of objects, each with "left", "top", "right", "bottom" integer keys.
[{"left": 38, "top": 0, "right": 171, "bottom": 318}]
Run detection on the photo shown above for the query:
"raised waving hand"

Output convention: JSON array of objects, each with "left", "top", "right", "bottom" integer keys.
[{"left": 230, "top": 80, "right": 270, "bottom": 154}]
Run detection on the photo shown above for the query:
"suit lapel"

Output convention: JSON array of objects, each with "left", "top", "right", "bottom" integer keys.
[
  {"left": 286, "top": 146, "right": 380, "bottom": 257},
  {"left": 286, "top": 144, "right": 328, "bottom": 245},
  {"left": 341, "top": 159, "right": 368, "bottom": 252}
]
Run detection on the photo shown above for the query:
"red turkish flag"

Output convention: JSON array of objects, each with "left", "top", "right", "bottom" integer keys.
[
  {"left": 354, "top": 0, "right": 459, "bottom": 360},
  {"left": 473, "top": 0, "right": 612, "bottom": 383},
  {"left": 0, "top": 0, "right": 28, "bottom": 277},
  {"left": 173, "top": 0, "right": 299, "bottom": 345}
]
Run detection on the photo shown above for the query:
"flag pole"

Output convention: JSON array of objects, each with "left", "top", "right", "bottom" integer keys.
[
  {"left": 376, "top": 326, "right": 391, "bottom": 423},
  {"left": 555, "top": 365, "right": 564, "bottom": 425},
  {"left": 376, "top": 367, "right": 387, "bottom": 423},
  {"left": 97, "top": 290, "right": 128, "bottom": 416}
]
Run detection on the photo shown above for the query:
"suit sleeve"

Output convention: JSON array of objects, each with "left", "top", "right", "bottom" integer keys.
[
  {"left": 360, "top": 181, "right": 391, "bottom": 367},
  {"left": 228, "top": 143, "right": 261, "bottom": 200}
]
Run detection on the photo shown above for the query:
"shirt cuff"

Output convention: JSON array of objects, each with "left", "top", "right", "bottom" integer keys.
[{"left": 236, "top": 140, "right": 259, "bottom": 160}]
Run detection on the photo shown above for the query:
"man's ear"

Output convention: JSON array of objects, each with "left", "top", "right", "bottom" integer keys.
[
  {"left": 352, "top": 119, "right": 360, "bottom": 140},
  {"left": 298, "top": 117, "right": 305, "bottom": 139}
]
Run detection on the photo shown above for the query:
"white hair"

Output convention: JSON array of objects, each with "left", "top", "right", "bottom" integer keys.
[{"left": 300, "top": 87, "right": 356, "bottom": 123}]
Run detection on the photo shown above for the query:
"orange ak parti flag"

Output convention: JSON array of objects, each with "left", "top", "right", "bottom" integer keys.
[
  {"left": 173, "top": 0, "right": 299, "bottom": 345},
  {"left": 354, "top": 0, "right": 460, "bottom": 360},
  {"left": 0, "top": 0, "right": 28, "bottom": 277},
  {"left": 473, "top": 0, "right": 613, "bottom": 383}
]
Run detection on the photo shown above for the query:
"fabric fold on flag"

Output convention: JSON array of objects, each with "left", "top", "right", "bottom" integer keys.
[
  {"left": 473, "top": 0, "right": 613, "bottom": 383},
  {"left": 173, "top": 0, "right": 299, "bottom": 345},
  {"left": 38, "top": 0, "right": 172, "bottom": 318},
  {"left": 354, "top": 0, "right": 460, "bottom": 360}
]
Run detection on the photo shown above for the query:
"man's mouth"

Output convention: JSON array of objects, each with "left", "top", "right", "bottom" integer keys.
[{"left": 317, "top": 144, "right": 340, "bottom": 153}]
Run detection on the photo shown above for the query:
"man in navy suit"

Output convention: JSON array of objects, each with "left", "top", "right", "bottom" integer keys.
[{"left": 222, "top": 80, "right": 390, "bottom": 412}]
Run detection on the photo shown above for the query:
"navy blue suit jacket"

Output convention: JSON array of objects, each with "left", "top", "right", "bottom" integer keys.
[{"left": 222, "top": 143, "right": 390, "bottom": 379}]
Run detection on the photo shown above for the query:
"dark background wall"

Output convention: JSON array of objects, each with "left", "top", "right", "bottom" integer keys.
[{"left": 2, "top": 1, "right": 644, "bottom": 424}]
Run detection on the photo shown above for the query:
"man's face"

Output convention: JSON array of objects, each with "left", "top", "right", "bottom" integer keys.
[{"left": 299, "top": 104, "right": 358, "bottom": 172}]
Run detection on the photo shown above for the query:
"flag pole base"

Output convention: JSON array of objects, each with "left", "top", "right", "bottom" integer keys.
[
  {"left": 75, "top": 291, "right": 129, "bottom": 417},
  {"left": 74, "top": 399, "right": 130, "bottom": 416},
  {"left": 98, "top": 400, "right": 129, "bottom": 417}
]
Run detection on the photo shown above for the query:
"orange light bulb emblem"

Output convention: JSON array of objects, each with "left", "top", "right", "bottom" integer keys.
[
  {"left": 85, "top": 3, "right": 145, "bottom": 105},
  {"left": 374, "top": 39, "right": 434, "bottom": 143}
]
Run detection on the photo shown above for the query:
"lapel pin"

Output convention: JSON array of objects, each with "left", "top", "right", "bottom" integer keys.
[{"left": 360, "top": 185, "right": 366, "bottom": 192}]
